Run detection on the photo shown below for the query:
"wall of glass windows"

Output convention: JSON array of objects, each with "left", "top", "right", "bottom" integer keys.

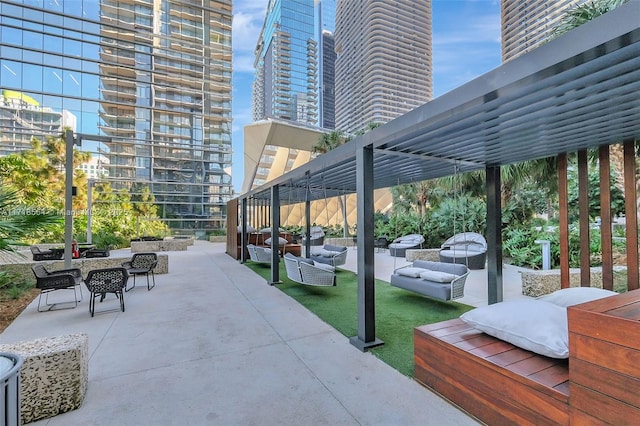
[{"left": 0, "top": 0, "right": 233, "bottom": 233}]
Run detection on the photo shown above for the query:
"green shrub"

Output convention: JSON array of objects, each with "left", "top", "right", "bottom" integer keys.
[{"left": 0, "top": 270, "right": 33, "bottom": 300}]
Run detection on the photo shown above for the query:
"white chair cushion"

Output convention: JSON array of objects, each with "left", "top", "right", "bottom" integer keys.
[
  {"left": 264, "top": 237, "right": 288, "bottom": 246},
  {"left": 396, "top": 267, "right": 428, "bottom": 278},
  {"left": 537, "top": 287, "right": 617, "bottom": 307},
  {"left": 313, "top": 262, "right": 335, "bottom": 272},
  {"left": 419, "top": 269, "right": 458, "bottom": 283},
  {"left": 460, "top": 299, "right": 568, "bottom": 359}
]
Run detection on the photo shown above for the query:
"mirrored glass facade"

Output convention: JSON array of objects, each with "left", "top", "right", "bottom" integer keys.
[
  {"left": 252, "top": 0, "right": 318, "bottom": 125},
  {"left": 0, "top": 0, "right": 233, "bottom": 232}
]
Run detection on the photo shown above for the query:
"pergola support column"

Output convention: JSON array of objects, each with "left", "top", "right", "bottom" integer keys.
[
  {"left": 240, "top": 198, "right": 248, "bottom": 263},
  {"left": 578, "top": 150, "right": 590, "bottom": 286},
  {"left": 350, "top": 145, "right": 383, "bottom": 351},
  {"left": 486, "top": 165, "right": 503, "bottom": 304},
  {"left": 270, "top": 185, "right": 281, "bottom": 285}
]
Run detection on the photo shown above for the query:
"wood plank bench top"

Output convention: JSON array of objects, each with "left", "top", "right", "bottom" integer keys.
[{"left": 415, "top": 318, "right": 569, "bottom": 425}]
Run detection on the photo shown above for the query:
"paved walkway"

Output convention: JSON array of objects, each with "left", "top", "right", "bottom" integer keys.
[{"left": 1, "top": 242, "right": 482, "bottom": 426}]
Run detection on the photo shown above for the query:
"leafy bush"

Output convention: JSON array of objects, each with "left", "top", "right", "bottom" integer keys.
[{"left": 0, "top": 270, "right": 32, "bottom": 300}]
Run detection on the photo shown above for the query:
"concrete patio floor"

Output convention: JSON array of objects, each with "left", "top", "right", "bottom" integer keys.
[{"left": 0, "top": 241, "right": 492, "bottom": 425}]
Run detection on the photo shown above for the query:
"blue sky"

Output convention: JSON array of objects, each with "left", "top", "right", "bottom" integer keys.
[{"left": 231, "top": 0, "right": 502, "bottom": 193}]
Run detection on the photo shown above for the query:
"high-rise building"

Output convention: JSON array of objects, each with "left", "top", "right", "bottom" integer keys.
[
  {"left": 252, "top": 0, "right": 319, "bottom": 125},
  {"left": 316, "top": 0, "right": 336, "bottom": 129},
  {"left": 0, "top": 0, "right": 233, "bottom": 232},
  {"left": 501, "top": 0, "right": 586, "bottom": 61},
  {"left": 334, "top": 0, "right": 432, "bottom": 134},
  {"left": 0, "top": 90, "right": 76, "bottom": 155}
]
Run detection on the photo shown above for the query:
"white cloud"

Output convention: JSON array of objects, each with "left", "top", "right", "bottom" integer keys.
[{"left": 232, "top": 1, "right": 268, "bottom": 76}]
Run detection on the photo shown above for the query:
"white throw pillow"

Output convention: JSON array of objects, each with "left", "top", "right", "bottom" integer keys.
[
  {"left": 538, "top": 287, "right": 618, "bottom": 307},
  {"left": 419, "top": 269, "right": 458, "bottom": 283},
  {"left": 396, "top": 267, "right": 428, "bottom": 278},
  {"left": 264, "top": 237, "right": 288, "bottom": 245},
  {"left": 460, "top": 299, "right": 568, "bottom": 359}
]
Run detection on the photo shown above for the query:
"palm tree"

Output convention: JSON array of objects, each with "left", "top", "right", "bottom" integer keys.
[
  {"left": 551, "top": 0, "right": 635, "bottom": 217},
  {"left": 551, "top": 0, "right": 629, "bottom": 39},
  {"left": 0, "top": 188, "right": 61, "bottom": 253},
  {"left": 312, "top": 130, "right": 349, "bottom": 154}
]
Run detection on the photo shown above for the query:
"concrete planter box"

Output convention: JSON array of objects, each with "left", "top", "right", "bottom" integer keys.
[
  {"left": 208, "top": 236, "right": 226, "bottom": 243},
  {"left": 131, "top": 240, "right": 189, "bottom": 252},
  {"left": 521, "top": 266, "right": 626, "bottom": 297},
  {"left": 0, "top": 255, "right": 169, "bottom": 286},
  {"left": 406, "top": 248, "right": 441, "bottom": 262},
  {"left": 0, "top": 333, "right": 88, "bottom": 424}
]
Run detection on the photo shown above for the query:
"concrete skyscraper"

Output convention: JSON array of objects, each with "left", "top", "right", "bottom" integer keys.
[
  {"left": 0, "top": 0, "right": 233, "bottom": 232},
  {"left": 501, "top": 0, "right": 587, "bottom": 61},
  {"left": 334, "top": 0, "right": 433, "bottom": 134}
]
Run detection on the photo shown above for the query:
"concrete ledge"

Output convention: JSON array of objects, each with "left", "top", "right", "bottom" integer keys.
[
  {"left": 521, "top": 266, "right": 627, "bottom": 297},
  {"left": 406, "top": 248, "right": 440, "bottom": 262},
  {"left": 131, "top": 240, "right": 189, "bottom": 252},
  {"left": 0, "top": 255, "right": 169, "bottom": 286},
  {"left": 209, "top": 236, "right": 226, "bottom": 243},
  {"left": 0, "top": 333, "right": 88, "bottom": 424}
]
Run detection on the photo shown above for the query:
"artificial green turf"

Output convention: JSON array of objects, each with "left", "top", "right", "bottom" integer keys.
[{"left": 245, "top": 261, "right": 474, "bottom": 377}]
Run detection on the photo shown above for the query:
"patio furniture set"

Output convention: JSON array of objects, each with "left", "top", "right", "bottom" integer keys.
[
  {"left": 31, "top": 252, "right": 158, "bottom": 316},
  {"left": 30, "top": 245, "right": 110, "bottom": 261}
]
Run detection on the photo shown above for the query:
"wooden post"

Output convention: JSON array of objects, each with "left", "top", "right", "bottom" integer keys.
[{"left": 558, "top": 153, "right": 570, "bottom": 289}]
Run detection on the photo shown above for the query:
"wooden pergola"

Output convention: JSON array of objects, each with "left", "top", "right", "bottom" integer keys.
[{"left": 229, "top": 2, "right": 640, "bottom": 351}]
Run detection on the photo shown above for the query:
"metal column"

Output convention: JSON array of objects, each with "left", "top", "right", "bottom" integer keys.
[
  {"left": 350, "top": 145, "right": 383, "bottom": 351},
  {"left": 486, "top": 165, "right": 503, "bottom": 304},
  {"left": 270, "top": 185, "right": 281, "bottom": 285}
]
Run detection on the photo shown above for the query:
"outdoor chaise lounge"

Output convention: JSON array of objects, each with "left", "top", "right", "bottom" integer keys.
[
  {"left": 438, "top": 232, "right": 487, "bottom": 269},
  {"left": 310, "top": 244, "right": 348, "bottom": 267},
  {"left": 388, "top": 234, "right": 424, "bottom": 257}
]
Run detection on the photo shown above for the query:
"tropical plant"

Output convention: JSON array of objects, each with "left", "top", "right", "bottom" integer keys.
[
  {"left": 551, "top": 0, "right": 629, "bottom": 39},
  {"left": 312, "top": 130, "right": 350, "bottom": 154},
  {"left": 0, "top": 188, "right": 61, "bottom": 253}
]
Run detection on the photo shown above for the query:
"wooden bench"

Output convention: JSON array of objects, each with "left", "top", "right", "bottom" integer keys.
[
  {"left": 415, "top": 290, "right": 640, "bottom": 425},
  {"left": 414, "top": 318, "right": 570, "bottom": 425}
]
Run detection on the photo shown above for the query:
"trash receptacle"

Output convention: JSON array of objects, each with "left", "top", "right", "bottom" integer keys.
[{"left": 1, "top": 352, "right": 23, "bottom": 426}]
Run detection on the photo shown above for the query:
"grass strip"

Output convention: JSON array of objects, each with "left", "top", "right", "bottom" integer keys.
[{"left": 245, "top": 261, "right": 473, "bottom": 377}]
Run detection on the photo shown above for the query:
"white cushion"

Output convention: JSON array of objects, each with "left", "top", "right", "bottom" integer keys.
[
  {"left": 460, "top": 299, "right": 569, "bottom": 359},
  {"left": 264, "top": 237, "right": 288, "bottom": 245},
  {"left": 313, "top": 248, "right": 340, "bottom": 257},
  {"left": 313, "top": 262, "right": 335, "bottom": 272},
  {"left": 419, "top": 269, "right": 458, "bottom": 283},
  {"left": 396, "top": 267, "right": 428, "bottom": 278},
  {"left": 538, "top": 287, "right": 617, "bottom": 307}
]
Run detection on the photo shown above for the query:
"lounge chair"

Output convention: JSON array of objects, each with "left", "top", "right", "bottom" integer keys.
[
  {"left": 31, "top": 264, "right": 83, "bottom": 311},
  {"left": 302, "top": 226, "right": 325, "bottom": 246},
  {"left": 310, "top": 244, "right": 348, "bottom": 267},
  {"left": 439, "top": 232, "right": 487, "bottom": 269},
  {"left": 389, "top": 234, "right": 425, "bottom": 257},
  {"left": 30, "top": 246, "right": 61, "bottom": 261},
  {"left": 247, "top": 244, "right": 275, "bottom": 263},
  {"left": 284, "top": 253, "right": 336, "bottom": 286}
]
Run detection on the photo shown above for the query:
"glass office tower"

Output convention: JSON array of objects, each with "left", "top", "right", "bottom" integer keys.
[
  {"left": 252, "top": 0, "right": 318, "bottom": 125},
  {"left": 0, "top": 0, "right": 233, "bottom": 233}
]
